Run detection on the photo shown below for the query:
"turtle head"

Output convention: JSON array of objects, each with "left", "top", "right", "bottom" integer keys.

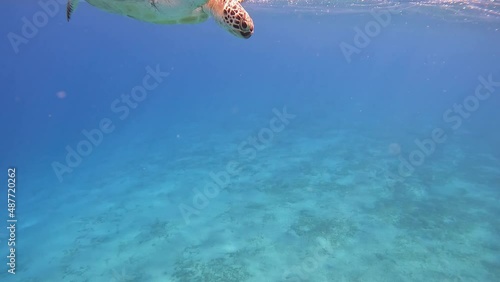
[{"left": 205, "top": 0, "right": 254, "bottom": 39}]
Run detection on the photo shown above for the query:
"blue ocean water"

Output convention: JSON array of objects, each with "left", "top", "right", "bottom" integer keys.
[{"left": 1, "top": 0, "right": 500, "bottom": 281}]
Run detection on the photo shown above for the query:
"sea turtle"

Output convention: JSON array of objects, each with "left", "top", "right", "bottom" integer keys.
[{"left": 66, "top": 0, "right": 254, "bottom": 38}]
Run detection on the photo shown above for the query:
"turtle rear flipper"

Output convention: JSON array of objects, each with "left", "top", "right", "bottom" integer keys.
[{"left": 67, "top": 0, "right": 80, "bottom": 21}]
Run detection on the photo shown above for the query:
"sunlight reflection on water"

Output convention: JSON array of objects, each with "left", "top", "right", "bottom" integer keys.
[{"left": 246, "top": 0, "right": 500, "bottom": 21}]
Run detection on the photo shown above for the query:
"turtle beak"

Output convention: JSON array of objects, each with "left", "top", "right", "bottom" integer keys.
[{"left": 240, "top": 30, "right": 252, "bottom": 39}]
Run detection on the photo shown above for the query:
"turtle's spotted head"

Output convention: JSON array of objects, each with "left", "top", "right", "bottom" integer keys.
[
  {"left": 208, "top": 0, "right": 254, "bottom": 39},
  {"left": 222, "top": 1, "right": 254, "bottom": 38}
]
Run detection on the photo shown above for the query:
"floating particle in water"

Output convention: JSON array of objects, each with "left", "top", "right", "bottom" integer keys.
[
  {"left": 388, "top": 143, "right": 401, "bottom": 155},
  {"left": 56, "top": 91, "right": 67, "bottom": 99}
]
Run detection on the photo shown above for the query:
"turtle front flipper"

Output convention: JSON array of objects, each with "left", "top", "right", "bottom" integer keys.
[{"left": 66, "top": 0, "right": 79, "bottom": 21}]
